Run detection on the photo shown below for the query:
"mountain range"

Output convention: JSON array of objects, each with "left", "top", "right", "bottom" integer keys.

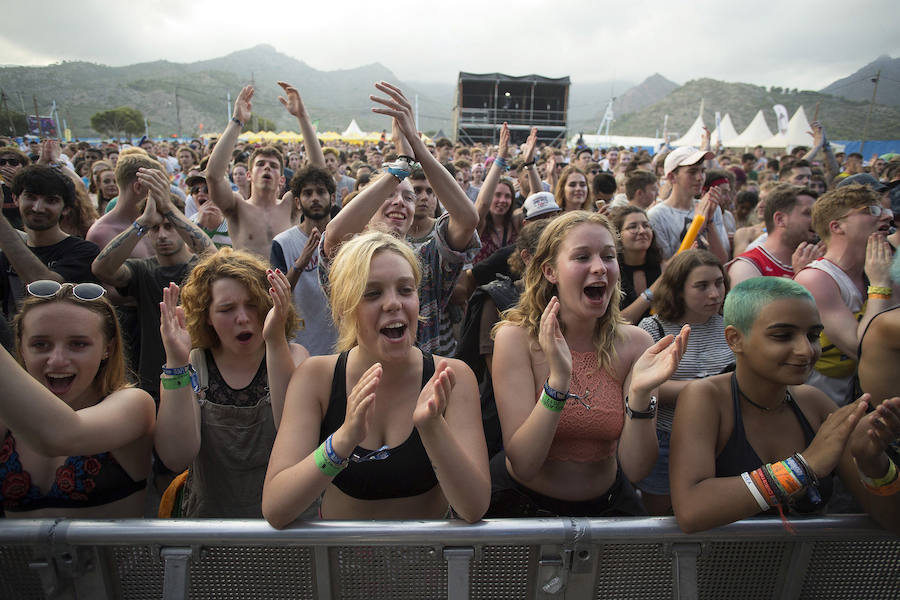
[{"left": 0, "top": 45, "right": 897, "bottom": 141}]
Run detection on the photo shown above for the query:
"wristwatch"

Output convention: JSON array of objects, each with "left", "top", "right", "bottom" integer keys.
[{"left": 625, "top": 395, "right": 657, "bottom": 419}]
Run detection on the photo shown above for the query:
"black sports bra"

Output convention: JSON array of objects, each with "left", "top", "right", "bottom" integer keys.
[{"left": 319, "top": 351, "right": 439, "bottom": 500}]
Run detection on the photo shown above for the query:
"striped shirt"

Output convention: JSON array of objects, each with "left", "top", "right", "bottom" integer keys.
[{"left": 638, "top": 314, "right": 734, "bottom": 431}]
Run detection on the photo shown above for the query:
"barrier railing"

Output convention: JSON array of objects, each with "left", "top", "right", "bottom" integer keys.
[{"left": 1, "top": 515, "right": 898, "bottom": 599}]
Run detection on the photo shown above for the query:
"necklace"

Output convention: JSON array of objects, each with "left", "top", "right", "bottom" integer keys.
[{"left": 732, "top": 372, "right": 787, "bottom": 412}]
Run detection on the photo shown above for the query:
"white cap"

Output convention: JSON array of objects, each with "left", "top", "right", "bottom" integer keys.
[
  {"left": 664, "top": 146, "right": 714, "bottom": 177},
  {"left": 523, "top": 191, "right": 561, "bottom": 220}
]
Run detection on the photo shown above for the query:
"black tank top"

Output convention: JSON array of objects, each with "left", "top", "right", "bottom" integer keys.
[
  {"left": 715, "top": 373, "right": 833, "bottom": 513},
  {"left": 319, "top": 351, "right": 439, "bottom": 500}
]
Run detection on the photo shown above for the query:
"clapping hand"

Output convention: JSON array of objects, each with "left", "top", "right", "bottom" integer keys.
[
  {"left": 159, "top": 283, "right": 192, "bottom": 366},
  {"left": 263, "top": 269, "right": 291, "bottom": 343},
  {"left": 233, "top": 85, "right": 253, "bottom": 125},
  {"left": 628, "top": 325, "right": 691, "bottom": 396},
  {"left": 414, "top": 360, "right": 456, "bottom": 427}
]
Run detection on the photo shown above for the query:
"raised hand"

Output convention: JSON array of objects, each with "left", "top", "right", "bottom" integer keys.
[
  {"left": 391, "top": 115, "right": 414, "bottom": 158},
  {"left": 233, "top": 85, "right": 254, "bottom": 125},
  {"left": 696, "top": 185, "right": 722, "bottom": 221},
  {"left": 137, "top": 167, "right": 173, "bottom": 215},
  {"left": 850, "top": 396, "right": 900, "bottom": 477},
  {"left": 294, "top": 227, "right": 320, "bottom": 273},
  {"left": 538, "top": 296, "right": 572, "bottom": 384},
  {"left": 802, "top": 396, "right": 868, "bottom": 478},
  {"left": 413, "top": 360, "right": 456, "bottom": 427},
  {"left": 263, "top": 269, "right": 291, "bottom": 342},
  {"left": 159, "top": 283, "right": 192, "bottom": 366},
  {"left": 700, "top": 126, "right": 711, "bottom": 152},
  {"left": 370, "top": 82, "right": 420, "bottom": 157},
  {"left": 808, "top": 120, "right": 826, "bottom": 148},
  {"left": 865, "top": 232, "right": 893, "bottom": 287},
  {"left": 196, "top": 199, "right": 224, "bottom": 230},
  {"left": 277, "top": 81, "right": 308, "bottom": 119},
  {"left": 629, "top": 324, "right": 690, "bottom": 395},
  {"left": 335, "top": 362, "right": 382, "bottom": 452},
  {"left": 522, "top": 126, "right": 538, "bottom": 164},
  {"left": 498, "top": 122, "right": 510, "bottom": 159},
  {"left": 137, "top": 179, "right": 164, "bottom": 228},
  {"left": 37, "top": 139, "right": 61, "bottom": 166},
  {"left": 791, "top": 241, "right": 825, "bottom": 274}
]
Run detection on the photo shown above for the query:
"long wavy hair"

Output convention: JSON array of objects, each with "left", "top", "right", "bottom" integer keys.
[{"left": 497, "top": 210, "right": 625, "bottom": 370}]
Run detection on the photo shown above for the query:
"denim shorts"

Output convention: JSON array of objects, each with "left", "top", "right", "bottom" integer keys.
[{"left": 636, "top": 429, "right": 671, "bottom": 496}]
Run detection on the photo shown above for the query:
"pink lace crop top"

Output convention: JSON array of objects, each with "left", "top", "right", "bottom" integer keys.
[{"left": 546, "top": 350, "right": 624, "bottom": 462}]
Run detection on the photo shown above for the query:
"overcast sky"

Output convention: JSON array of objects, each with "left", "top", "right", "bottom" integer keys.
[{"left": 1, "top": 0, "right": 897, "bottom": 90}]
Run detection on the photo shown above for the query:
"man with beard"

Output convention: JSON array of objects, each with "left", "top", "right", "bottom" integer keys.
[
  {"left": 91, "top": 167, "right": 213, "bottom": 400},
  {"left": 0, "top": 165, "right": 99, "bottom": 321},
  {"left": 270, "top": 166, "right": 337, "bottom": 356},
  {"left": 207, "top": 82, "right": 324, "bottom": 259},
  {"left": 727, "top": 184, "right": 823, "bottom": 287}
]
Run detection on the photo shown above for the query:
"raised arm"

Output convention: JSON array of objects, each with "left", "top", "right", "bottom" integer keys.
[
  {"left": 618, "top": 325, "right": 689, "bottom": 482},
  {"left": 153, "top": 283, "right": 202, "bottom": 472},
  {"left": 0, "top": 345, "right": 154, "bottom": 457},
  {"left": 413, "top": 358, "right": 490, "bottom": 522},
  {"left": 321, "top": 167, "right": 401, "bottom": 258},
  {"left": 138, "top": 168, "right": 214, "bottom": 256},
  {"left": 91, "top": 184, "right": 162, "bottom": 287},
  {"left": 263, "top": 268, "right": 309, "bottom": 427},
  {"left": 278, "top": 81, "right": 325, "bottom": 168},
  {"left": 522, "top": 127, "right": 542, "bottom": 196},
  {"left": 372, "top": 82, "right": 478, "bottom": 251},
  {"left": 473, "top": 123, "right": 510, "bottom": 232},
  {"left": 206, "top": 86, "right": 251, "bottom": 216}
]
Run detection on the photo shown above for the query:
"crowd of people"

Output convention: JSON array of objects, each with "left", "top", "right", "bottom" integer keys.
[{"left": 0, "top": 79, "right": 898, "bottom": 534}]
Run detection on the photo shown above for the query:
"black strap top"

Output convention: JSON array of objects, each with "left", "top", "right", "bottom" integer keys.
[
  {"left": 715, "top": 373, "right": 833, "bottom": 513},
  {"left": 319, "top": 351, "right": 439, "bottom": 500}
]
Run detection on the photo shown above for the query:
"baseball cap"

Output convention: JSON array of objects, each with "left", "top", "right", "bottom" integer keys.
[
  {"left": 523, "top": 191, "right": 561, "bottom": 220},
  {"left": 835, "top": 173, "right": 887, "bottom": 193},
  {"left": 185, "top": 171, "right": 208, "bottom": 188},
  {"left": 664, "top": 147, "right": 714, "bottom": 177}
]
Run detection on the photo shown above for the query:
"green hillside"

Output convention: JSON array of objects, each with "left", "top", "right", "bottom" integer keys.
[{"left": 611, "top": 78, "right": 900, "bottom": 141}]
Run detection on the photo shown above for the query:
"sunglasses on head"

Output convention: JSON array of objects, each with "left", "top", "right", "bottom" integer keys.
[
  {"left": 26, "top": 280, "right": 106, "bottom": 302},
  {"left": 0, "top": 158, "right": 21, "bottom": 167}
]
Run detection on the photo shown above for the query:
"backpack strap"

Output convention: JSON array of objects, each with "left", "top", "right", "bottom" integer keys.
[{"left": 189, "top": 348, "right": 209, "bottom": 404}]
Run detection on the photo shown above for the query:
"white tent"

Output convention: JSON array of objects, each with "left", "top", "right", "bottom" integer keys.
[
  {"left": 710, "top": 114, "right": 739, "bottom": 146},
  {"left": 341, "top": 119, "right": 366, "bottom": 139},
  {"left": 570, "top": 134, "right": 664, "bottom": 150},
  {"left": 670, "top": 114, "right": 706, "bottom": 147},
  {"left": 725, "top": 110, "right": 774, "bottom": 148},
  {"left": 760, "top": 106, "right": 813, "bottom": 149}
]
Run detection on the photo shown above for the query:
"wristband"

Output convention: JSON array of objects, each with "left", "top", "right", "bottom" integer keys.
[
  {"left": 161, "top": 372, "right": 191, "bottom": 390},
  {"left": 540, "top": 389, "right": 566, "bottom": 412},
  {"left": 494, "top": 157, "right": 509, "bottom": 171},
  {"left": 624, "top": 394, "right": 657, "bottom": 419},
  {"left": 869, "top": 293, "right": 891, "bottom": 300},
  {"left": 231, "top": 117, "right": 244, "bottom": 128},
  {"left": 857, "top": 457, "right": 898, "bottom": 487},
  {"left": 867, "top": 286, "right": 892, "bottom": 297},
  {"left": 314, "top": 443, "right": 346, "bottom": 477},
  {"left": 522, "top": 159, "right": 535, "bottom": 167},
  {"left": 162, "top": 364, "right": 189, "bottom": 376},
  {"left": 641, "top": 288, "right": 654, "bottom": 303},
  {"left": 324, "top": 434, "right": 347, "bottom": 466},
  {"left": 742, "top": 471, "right": 771, "bottom": 511},
  {"left": 132, "top": 220, "right": 147, "bottom": 238}
]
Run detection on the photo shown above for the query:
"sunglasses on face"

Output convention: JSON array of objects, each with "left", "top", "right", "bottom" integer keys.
[
  {"left": 0, "top": 158, "right": 21, "bottom": 167},
  {"left": 847, "top": 205, "right": 891, "bottom": 218},
  {"left": 26, "top": 280, "right": 106, "bottom": 301},
  {"left": 191, "top": 185, "right": 209, "bottom": 195}
]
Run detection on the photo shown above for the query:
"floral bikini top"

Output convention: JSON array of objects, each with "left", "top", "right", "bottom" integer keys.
[{"left": 0, "top": 430, "right": 145, "bottom": 512}]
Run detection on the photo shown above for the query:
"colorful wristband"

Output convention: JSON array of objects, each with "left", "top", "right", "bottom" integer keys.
[
  {"left": 314, "top": 443, "right": 346, "bottom": 477},
  {"left": 162, "top": 364, "right": 190, "bottom": 376},
  {"left": 867, "top": 286, "right": 892, "bottom": 297},
  {"left": 324, "top": 434, "right": 346, "bottom": 466},
  {"left": 742, "top": 471, "right": 771, "bottom": 511},
  {"left": 539, "top": 389, "right": 565, "bottom": 412},
  {"left": 161, "top": 372, "right": 191, "bottom": 390}
]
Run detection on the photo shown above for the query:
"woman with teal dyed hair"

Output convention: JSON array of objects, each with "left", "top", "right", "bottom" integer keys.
[{"left": 670, "top": 276, "right": 900, "bottom": 534}]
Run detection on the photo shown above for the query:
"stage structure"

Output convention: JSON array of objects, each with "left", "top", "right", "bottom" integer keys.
[{"left": 454, "top": 72, "right": 570, "bottom": 146}]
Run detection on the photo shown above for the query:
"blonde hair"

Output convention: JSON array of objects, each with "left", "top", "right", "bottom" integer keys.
[
  {"left": 811, "top": 184, "right": 881, "bottom": 242},
  {"left": 15, "top": 289, "right": 130, "bottom": 398},
  {"left": 329, "top": 231, "right": 422, "bottom": 352},
  {"left": 115, "top": 149, "right": 164, "bottom": 189},
  {"left": 497, "top": 211, "right": 625, "bottom": 370},
  {"left": 180, "top": 248, "right": 300, "bottom": 349}
]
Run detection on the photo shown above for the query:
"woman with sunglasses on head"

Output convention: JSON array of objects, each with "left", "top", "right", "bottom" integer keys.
[
  {"left": 487, "top": 211, "right": 689, "bottom": 518},
  {"left": 0, "top": 280, "right": 155, "bottom": 517},
  {"left": 156, "top": 248, "right": 308, "bottom": 518},
  {"left": 263, "top": 231, "right": 490, "bottom": 528},
  {"left": 670, "top": 277, "right": 900, "bottom": 534}
]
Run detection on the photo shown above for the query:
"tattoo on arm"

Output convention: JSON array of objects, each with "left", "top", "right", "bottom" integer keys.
[
  {"left": 96, "top": 227, "right": 137, "bottom": 263},
  {"left": 165, "top": 210, "right": 215, "bottom": 254}
]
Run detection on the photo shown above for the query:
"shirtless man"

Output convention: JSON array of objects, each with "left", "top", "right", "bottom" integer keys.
[{"left": 207, "top": 82, "right": 324, "bottom": 258}]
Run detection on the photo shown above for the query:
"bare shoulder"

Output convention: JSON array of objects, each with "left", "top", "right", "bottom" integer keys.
[
  {"left": 433, "top": 356, "right": 476, "bottom": 383},
  {"left": 791, "top": 383, "right": 836, "bottom": 429},
  {"left": 288, "top": 342, "right": 310, "bottom": 365},
  {"left": 102, "top": 387, "right": 156, "bottom": 424},
  {"left": 494, "top": 321, "right": 530, "bottom": 347},
  {"left": 618, "top": 323, "right": 654, "bottom": 360}
]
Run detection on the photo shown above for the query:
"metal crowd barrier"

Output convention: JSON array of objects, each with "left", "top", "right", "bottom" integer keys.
[{"left": 1, "top": 516, "right": 898, "bottom": 599}]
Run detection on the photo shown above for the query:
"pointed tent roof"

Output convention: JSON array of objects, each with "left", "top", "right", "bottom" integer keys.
[
  {"left": 341, "top": 119, "right": 365, "bottom": 139},
  {"left": 710, "top": 114, "right": 739, "bottom": 146},
  {"left": 670, "top": 114, "right": 706, "bottom": 147},
  {"left": 725, "top": 110, "right": 774, "bottom": 148},
  {"left": 760, "top": 106, "right": 812, "bottom": 149}
]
